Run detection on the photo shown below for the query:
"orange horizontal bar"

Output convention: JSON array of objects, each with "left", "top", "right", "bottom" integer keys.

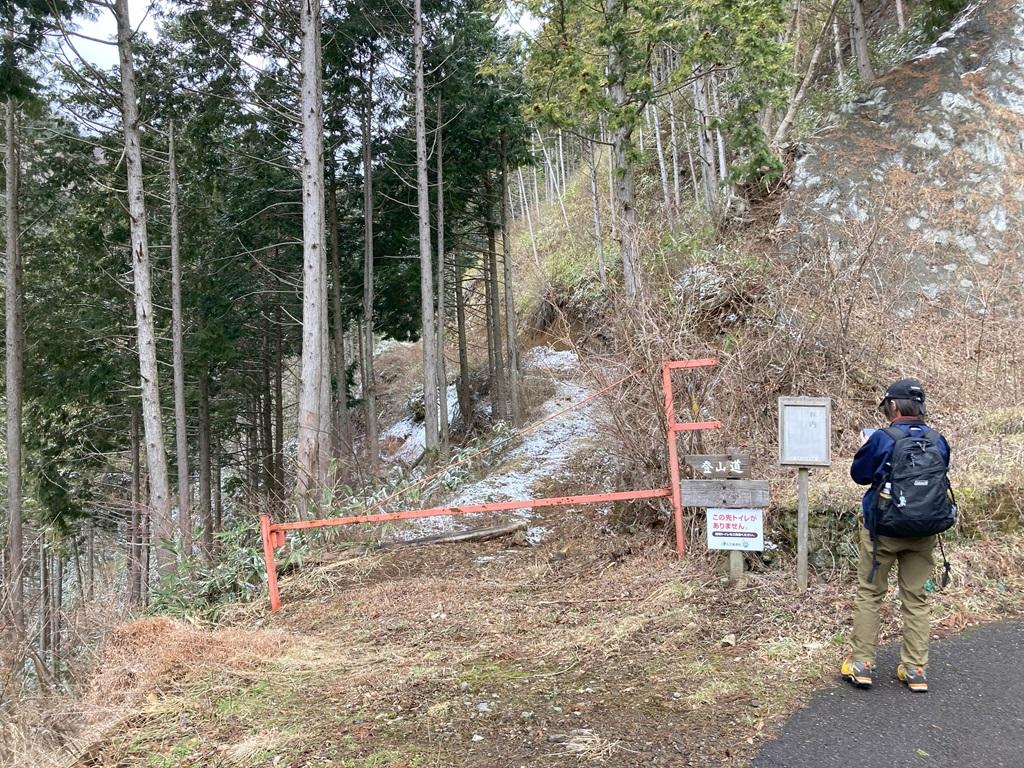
[
  {"left": 269, "top": 488, "right": 673, "bottom": 535},
  {"left": 672, "top": 420, "right": 722, "bottom": 432},
  {"left": 663, "top": 358, "right": 717, "bottom": 370}
]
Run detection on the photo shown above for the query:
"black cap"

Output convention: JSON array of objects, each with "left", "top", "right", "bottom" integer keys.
[{"left": 880, "top": 378, "right": 926, "bottom": 407}]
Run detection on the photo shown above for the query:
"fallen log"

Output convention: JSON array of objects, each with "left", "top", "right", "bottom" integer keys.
[{"left": 387, "top": 520, "right": 528, "bottom": 548}]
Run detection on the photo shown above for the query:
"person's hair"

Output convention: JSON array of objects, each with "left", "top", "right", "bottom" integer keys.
[{"left": 886, "top": 398, "right": 927, "bottom": 418}]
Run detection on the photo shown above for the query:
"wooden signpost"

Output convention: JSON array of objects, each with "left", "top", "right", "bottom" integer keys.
[
  {"left": 683, "top": 452, "right": 767, "bottom": 585},
  {"left": 682, "top": 479, "right": 769, "bottom": 508},
  {"left": 778, "top": 397, "right": 832, "bottom": 592}
]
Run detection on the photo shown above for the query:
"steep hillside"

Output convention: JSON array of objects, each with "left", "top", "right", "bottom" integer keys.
[{"left": 781, "top": 0, "right": 1024, "bottom": 302}]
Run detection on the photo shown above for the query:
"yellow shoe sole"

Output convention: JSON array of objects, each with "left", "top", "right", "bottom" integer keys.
[
  {"left": 841, "top": 662, "right": 873, "bottom": 688},
  {"left": 897, "top": 667, "right": 928, "bottom": 692}
]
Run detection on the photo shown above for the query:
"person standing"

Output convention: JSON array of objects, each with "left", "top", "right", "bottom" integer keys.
[{"left": 841, "top": 379, "right": 955, "bottom": 693}]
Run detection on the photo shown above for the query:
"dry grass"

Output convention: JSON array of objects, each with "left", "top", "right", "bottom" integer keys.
[{"left": 3, "top": 616, "right": 290, "bottom": 768}]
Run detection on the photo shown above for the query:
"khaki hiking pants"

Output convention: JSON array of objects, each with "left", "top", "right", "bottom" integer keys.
[{"left": 850, "top": 527, "right": 936, "bottom": 669}]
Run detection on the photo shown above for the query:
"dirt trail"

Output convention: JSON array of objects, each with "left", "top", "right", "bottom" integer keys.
[{"left": 393, "top": 345, "right": 605, "bottom": 544}]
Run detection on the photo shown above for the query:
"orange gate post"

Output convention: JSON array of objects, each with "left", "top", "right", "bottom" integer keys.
[
  {"left": 260, "top": 514, "right": 281, "bottom": 613},
  {"left": 661, "top": 359, "right": 721, "bottom": 555}
]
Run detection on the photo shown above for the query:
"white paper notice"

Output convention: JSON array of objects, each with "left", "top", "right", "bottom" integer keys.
[
  {"left": 781, "top": 404, "right": 829, "bottom": 465},
  {"left": 706, "top": 508, "right": 764, "bottom": 551}
]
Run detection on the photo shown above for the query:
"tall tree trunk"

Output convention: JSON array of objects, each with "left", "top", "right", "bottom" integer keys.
[
  {"left": 129, "top": 406, "right": 142, "bottom": 604},
  {"left": 711, "top": 76, "right": 729, "bottom": 184},
  {"left": 296, "top": 0, "right": 326, "bottom": 513},
  {"left": 197, "top": 365, "right": 212, "bottom": 560},
  {"left": 541, "top": 133, "right": 554, "bottom": 203},
  {"left": 605, "top": 0, "right": 641, "bottom": 299},
  {"left": 507, "top": 174, "right": 518, "bottom": 220},
  {"left": 484, "top": 251, "right": 498, "bottom": 419},
  {"left": 586, "top": 138, "right": 607, "bottom": 288},
  {"left": 667, "top": 93, "right": 682, "bottom": 214},
  {"left": 72, "top": 535, "right": 84, "bottom": 602},
  {"left": 895, "top": 0, "right": 906, "bottom": 32},
  {"left": 249, "top": 397, "right": 261, "bottom": 495},
  {"left": 531, "top": 151, "right": 540, "bottom": 211},
  {"left": 5, "top": 98, "right": 25, "bottom": 634},
  {"left": 850, "top": 0, "right": 875, "bottom": 84},
  {"left": 692, "top": 68, "right": 718, "bottom": 211},
  {"left": 361, "top": 63, "right": 379, "bottom": 472},
  {"left": 140, "top": 473, "right": 150, "bottom": 606},
  {"left": 213, "top": 449, "right": 223, "bottom": 535},
  {"left": 517, "top": 168, "right": 540, "bottom": 266},
  {"left": 115, "top": 0, "right": 174, "bottom": 577},
  {"left": 435, "top": 109, "right": 450, "bottom": 455},
  {"left": 774, "top": 1, "right": 839, "bottom": 147},
  {"left": 86, "top": 520, "right": 94, "bottom": 601},
  {"left": 168, "top": 121, "right": 191, "bottom": 561},
  {"left": 261, "top": 323, "right": 275, "bottom": 507},
  {"left": 328, "top": 171, "right": 353, "bottom": 466},
  {"left": 500, "top": 135, "right": 521, "bottom": 426},
  {"left": 534, "top": 126, "right": 570, "bottom": 229},
  {"left": 454, "top": 245, "right": 472, "bottom": 428},
  {"left": 681, "top": 111, "right": 702, "bottom": 204},
  {"left": 318, "top": 255, "right": 333, "bottom": 490},
  {"left": 51, "top": 553, "right": 62, "bottom": 680},
  {"left": 601, "top": 112, "right": 616, "bottom": 238},
  {"left": 557, "top": 129, "right": 567, "bottom": 193},
  {"left": 792, "top": 0, "right": 804, "bottom": 71},
  {"left": 650, "top": 97, "right": 674, "bottom": 227},
  {"left": 485, "top": 207, "right": 506, "bottom": 421},
  {"left": 833, "top": 13, "right": 848, "bottom": 89},
  {"left": 414, "top": 0, "right": 440, "bottom": 455},
  {"left": 39, "top": 540, "right": 50, "bottom": 658},
  {"left": 273, "top": 307, "right": 285, "bottom": 498}
]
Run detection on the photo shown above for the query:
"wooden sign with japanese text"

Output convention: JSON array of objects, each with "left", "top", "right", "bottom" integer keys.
[{"left": 683, "top": 454, "right": 750, "bottom": 479}]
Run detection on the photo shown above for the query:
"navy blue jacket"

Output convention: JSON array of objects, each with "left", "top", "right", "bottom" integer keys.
[{"left": 850, "top": 418, "right": 951, "bottom": 529}]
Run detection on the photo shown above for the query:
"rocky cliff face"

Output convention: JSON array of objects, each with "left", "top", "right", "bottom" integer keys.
[{"left": 780, "top": 0, "right": 1024, "bottom": 305}]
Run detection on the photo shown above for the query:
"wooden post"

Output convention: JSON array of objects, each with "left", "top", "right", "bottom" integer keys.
[
  {"left": 726, "top": 446, "right": 744, "bottom": 585},
  {"left": 729, "top": 551, "right": 744, "bottom": 585},
  {"left": 260, "top": 514, "right": 281, "bottom": 613},
  {"left": 662, "top": 363, "right": 686, "bottom": 555},
  {"left": 797, "top": 467, "right": 809, "bottom": 592}
]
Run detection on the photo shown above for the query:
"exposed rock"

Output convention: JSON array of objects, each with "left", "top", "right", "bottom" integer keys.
[{"left": 779, "top": 0, "right": 1024, "bottom": 304}]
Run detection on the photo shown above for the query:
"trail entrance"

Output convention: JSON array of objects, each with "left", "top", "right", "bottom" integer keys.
[{"left": 260, "top": 358, "right": 721, "bottom": 612}]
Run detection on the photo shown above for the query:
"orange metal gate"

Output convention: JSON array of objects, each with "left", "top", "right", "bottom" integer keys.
[{"left": 260, "top": 358, "right": 719, "bottom": 612}]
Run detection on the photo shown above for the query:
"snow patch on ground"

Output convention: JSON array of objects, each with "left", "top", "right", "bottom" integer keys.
[
  {"left": 392, "top": 346, "right": 600, "bottom": 543},
  {"left": 522, "top": 345, "right": 579, "bottom": 373},
  {"left": 382, "top": 385, "right": 460, "bottom": 466}
]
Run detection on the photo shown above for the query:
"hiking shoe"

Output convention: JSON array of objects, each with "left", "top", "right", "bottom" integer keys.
[
  {"left": 897, "top": 663, "right": 928, "bottom": 692},
  {"left": 841, "top": 657, "right": 874, "bottom": 688}
]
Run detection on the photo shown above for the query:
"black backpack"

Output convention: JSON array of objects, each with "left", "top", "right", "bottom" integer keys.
[{"left": 869, "top": 425, "right": 956, "bottom": 585}]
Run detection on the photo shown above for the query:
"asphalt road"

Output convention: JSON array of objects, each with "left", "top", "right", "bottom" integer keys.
[{"left": 753, "top": 621, "right": 1024, "bottom": 768}]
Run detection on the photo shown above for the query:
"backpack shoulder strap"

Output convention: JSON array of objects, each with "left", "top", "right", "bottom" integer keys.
[{"left": 882, "top": 426, "right": 905, "bottom": 442}]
